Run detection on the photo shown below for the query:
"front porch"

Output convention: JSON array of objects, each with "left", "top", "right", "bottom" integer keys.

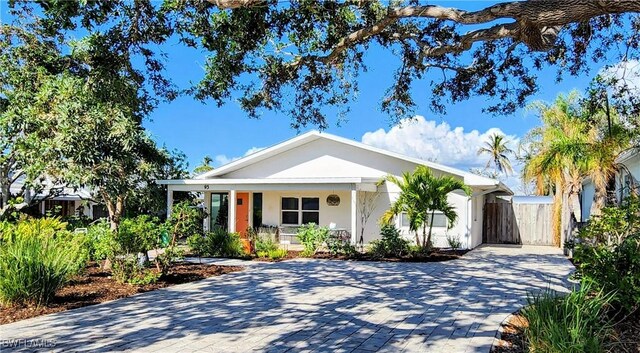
[{"left": 162, "top": 178, "right": 380, "bottom": 244}]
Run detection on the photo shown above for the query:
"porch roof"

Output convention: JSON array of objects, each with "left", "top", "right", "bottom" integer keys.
[{"left": 157, "top": 177, "right": 379, "bottom": 191}]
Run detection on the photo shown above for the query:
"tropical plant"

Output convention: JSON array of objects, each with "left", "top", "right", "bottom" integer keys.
[
  {"left": 0, "top": 232, "right": 85, "bottom": 306},
  {"left": 574, "top": 196, "right": 640, "bottom": 311},
  {"left": 446, "top": 235, "right": 462, "bottom": 250},
  {"left": 254, "top": 235, "right": 278, "bottom": 255},
  {"left": 477, "top": 133, "right": 515, "bottom": 175},
  {"left": 188, "top": 228, "right": 245, "bottom": 258},
  {"left": 521, "top": 281, "right": 614, "bottom": 353},
  {"left": 523, "top": 92, "right": 634, "bottom": 245},
  {"left": 296, "top": 223, "right": 329, "bottom": 256},
  {"left": 381, "top": 166, "right": 471, "bottom": 249},
  {"left": 166, "top": 201, "right": 206, "bottom": 242},
  {"left": 367, "top": 224, "right": 410, "bottom": 259},
  {"left": 258, "top": 248, "right": 288, "bottom": 260}
]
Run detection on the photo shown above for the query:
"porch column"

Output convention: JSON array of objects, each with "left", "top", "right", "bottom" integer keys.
[
  {"left": 166, "top": 186, "right": 174, "bottom": 218},
  {"left": 228, "top": 189, "right": 237, "bottom": 233},
  {"left": 203, "top": 192, "right": 211, "bottom": 232},
  {"left": 351, "top": 189, "right": 357, "bottom": 244}
]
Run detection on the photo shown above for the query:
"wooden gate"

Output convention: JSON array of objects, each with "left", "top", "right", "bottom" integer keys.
[{"left": 483, "top": 201, "right": 554, "bottom": 245}]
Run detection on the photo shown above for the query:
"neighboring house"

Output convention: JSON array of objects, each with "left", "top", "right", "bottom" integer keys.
[
  {"left": 581, "top": 150, "right": 640, "bottom": 222},
  {"left": 158, "top": 131, "right": 512, "bottom": 249},
  {"left": 1, "top": 177, "right": 102, "bottom": 219}
]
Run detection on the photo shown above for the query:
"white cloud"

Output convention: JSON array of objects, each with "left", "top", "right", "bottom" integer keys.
[
  {"left": 361, "top": 116, "right": 525, "bottom": 193},
  {"left": 601, "top": 60, "right": 640, "bottom": 93},
  {"left": 214, "top": 146, "right": 264, "bottom": 167},
  {"left": 362, "top": 116, "right": 517, "bottom": 167}
]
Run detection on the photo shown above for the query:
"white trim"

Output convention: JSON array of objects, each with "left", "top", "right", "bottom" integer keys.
[
  {"left": 158, "top": 177, "right": 364, "bottom": 185},
  {"left": 228, "top": 190, "right": 236, "bottom": 233},
  {"left": 351, "top": 189, "right": 357, "bottom": 244}
]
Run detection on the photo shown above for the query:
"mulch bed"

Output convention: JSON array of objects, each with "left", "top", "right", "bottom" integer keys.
[
  {"left": 491, "top": 311, "right": 640, "bottom": 353},
  {"left": 0, "top": 262, "right": 243, "bottom": 325},
  {"left": 252, "top": 249, "right": 469, "bottom": 262}
]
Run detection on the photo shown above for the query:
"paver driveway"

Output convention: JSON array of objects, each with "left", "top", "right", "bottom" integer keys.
[{"left": 0, "top": 245, "right": 574, "bottom": 353}]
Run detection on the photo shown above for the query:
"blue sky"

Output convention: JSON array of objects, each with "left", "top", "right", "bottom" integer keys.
[
  {"left": 148, "top": 30, "right": 595, "bottom": 175},
  {"left": 1, "top": 1, "right": 605, "bottom": 191}
]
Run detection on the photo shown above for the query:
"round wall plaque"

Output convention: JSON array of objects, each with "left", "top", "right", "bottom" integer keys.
[{"left": 326, "top": 194, "right": 341, "bottom": 206}]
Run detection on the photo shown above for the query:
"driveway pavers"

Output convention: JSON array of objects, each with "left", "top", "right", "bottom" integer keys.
[{"left": 0, "top": 245, "right": 574, "bottom": 353}]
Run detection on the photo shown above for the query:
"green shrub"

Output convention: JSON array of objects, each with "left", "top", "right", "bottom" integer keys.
[
  {"left": 326, "top": 231, "right": 357, "bottom": 256},
  {"left": 117, "top": 215, "right": 164, "bottom": 256},
  {"left": 155, "top": 245, "right": 184, "bottom": 275},
  {"left": 367, "top": 224, "right": 410, "bottom": 258},
  {"left": 574, "top": 196, "right": 640, "bottom": 312},
  {"left": 446, "top": 235, "right": 462, "bottom": 250},
  {"left": 0, "top": 217, "right": 69, "bottom": 241},
  {"left": 62, "top": 214, "right": 92, "bottom": 230},
  {"left": 521, "top": 281, "right": 613, "bottom": 353},
  {"left": 0, "top": 235, "right": 84, "bottom": 306},
  {"left": 111, "top": 255, "right": 160, "bottom": 285},
  {"left": 574, "top": 234, "right": 640, "bottom": 311},
  {"left": 166, "top": 201, "right": 206, "bottom": 241},
  {"left": 255, "top": 235, "right": 278, "bottom": 254},
  {"left": 267, "top": 248, "right": 288, "bottom": 260},
  {"left": 186, "top": 233, "right": 205, "bottom": 255},
  {"left": 87, "top": 220, "right": 113, "bottom": 261},
  {"left": 296, "top": 223, "right": 329, "bottom": 256},
  {"left": 188, "top": 228, "right": 245, "bottom": 257}
]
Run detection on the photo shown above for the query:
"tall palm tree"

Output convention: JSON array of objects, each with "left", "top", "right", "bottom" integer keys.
[
  {"left": 523, "top": 91, "right": 633, "bottom": 244},
  {"left": 381, "top": 165, "right": 471, "bottom": 249},
  {"left": 478, "top": 133, "right": 515, "bottom": 175}
]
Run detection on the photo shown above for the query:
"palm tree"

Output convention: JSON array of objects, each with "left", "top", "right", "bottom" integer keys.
[
  {"left": 523, "top": 91, "right": 633, "bottom": 244},
  {"left": 381, "top": 165, "right": 471, "bottom": 249},
  {"left": 478, "top": 133, "right": 515, "bottom": 175},
  {"left": 193, "top": 155, "right": 214, "bottom": 175}
]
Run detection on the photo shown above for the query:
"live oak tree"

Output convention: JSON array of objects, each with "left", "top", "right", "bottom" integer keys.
[
  {"left": 9, "top": 0, "right": 640, "bottom": 129},
  {"left": 166, "top": 0, "right": 640, "bottom": 127},
  {"left": 3, "top": 3, "right": 178, "bottom": 228},
  {"left": 0, "top": 25, "right": 69, "bottom": 217}
]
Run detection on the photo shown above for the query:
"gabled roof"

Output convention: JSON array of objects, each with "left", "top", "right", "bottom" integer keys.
[{"left": 196, "top": 131, "right": 511, "bottom": 192}]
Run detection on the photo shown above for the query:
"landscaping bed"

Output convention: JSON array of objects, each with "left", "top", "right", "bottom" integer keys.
[
  {"left": 492, "top": 311, "right": 640, "bottom": 353},
  {"left": 250, "top": 249, "right": 469, "bottom": 262},
  {"left": 0, "top": 262, "right": 242, "bottom": 325}
]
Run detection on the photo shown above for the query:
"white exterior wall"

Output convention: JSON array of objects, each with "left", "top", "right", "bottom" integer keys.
[
  {"left": 191, "top": 137, "right": 497, "bottom": 249},
  {"left": 223, "top": 138, "right": 456, "bottom": 180},
  {"left": 581, "top": 182, "right": 595, "bottom": 221},
  {"left": 260, "top": 190, "right": 352, "bottom": 229},
  {"left": 469, "top": 195, "right": 485, "bottom": 248}
]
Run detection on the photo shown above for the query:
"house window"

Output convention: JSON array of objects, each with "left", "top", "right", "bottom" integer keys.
[
  {"left": 281, "top": 197, "right": 320, "bottom": 225},
  {"left": 253, "top": 193, "right": 263, "bottom": 229},
  {"left": 44, "top": 200, "right": 75, "bottom": 217},
  {"left": 400, "top": 211, "right": 448, "bottom": 228},
  {"left": 210, "top": 193, "right": 229, "bottom": 231}
]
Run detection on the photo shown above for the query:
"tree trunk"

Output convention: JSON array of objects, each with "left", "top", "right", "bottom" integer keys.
[
  {"left": 590, "top": 187, "right": 607, "bottom": 218},
  {"left": 551, "top": 179, "right": 563, "bottom": 247},
  {"left": 426, "top": 210, "right": 435, "bottom": 249},
  {"left": 104, "top": 193, "right": 125, "bottom": 231},
  {"left": 422, "top": 223, "right": 427, "bottom": 248}
]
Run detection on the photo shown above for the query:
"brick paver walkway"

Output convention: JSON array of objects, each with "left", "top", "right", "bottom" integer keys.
[{"left": 0, "top": 245, "right": 574, "bottom": 353}]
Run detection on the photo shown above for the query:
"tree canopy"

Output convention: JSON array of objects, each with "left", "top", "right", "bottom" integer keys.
[{"left": 5, "top": 0, "right": 640, "bottom": 128}]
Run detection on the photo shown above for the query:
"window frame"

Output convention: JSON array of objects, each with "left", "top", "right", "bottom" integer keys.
[
  {"left": 281, "top": 196, "right": 320, "bottom": 226},
  {"left": 399, "top": 211, "right": 449, "bottom": 229}
]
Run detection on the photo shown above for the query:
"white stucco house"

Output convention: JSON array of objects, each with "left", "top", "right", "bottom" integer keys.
[
  {"left": 158, "top": 131, "right": 512, "bottom": 249},
  {"left": 581, "top": 150, "right": 640, "bottom": 222}
]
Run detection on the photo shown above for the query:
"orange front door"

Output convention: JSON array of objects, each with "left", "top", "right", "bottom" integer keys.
[{"left": 235, "top": 192, "right": 250, "bottom": 237}]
